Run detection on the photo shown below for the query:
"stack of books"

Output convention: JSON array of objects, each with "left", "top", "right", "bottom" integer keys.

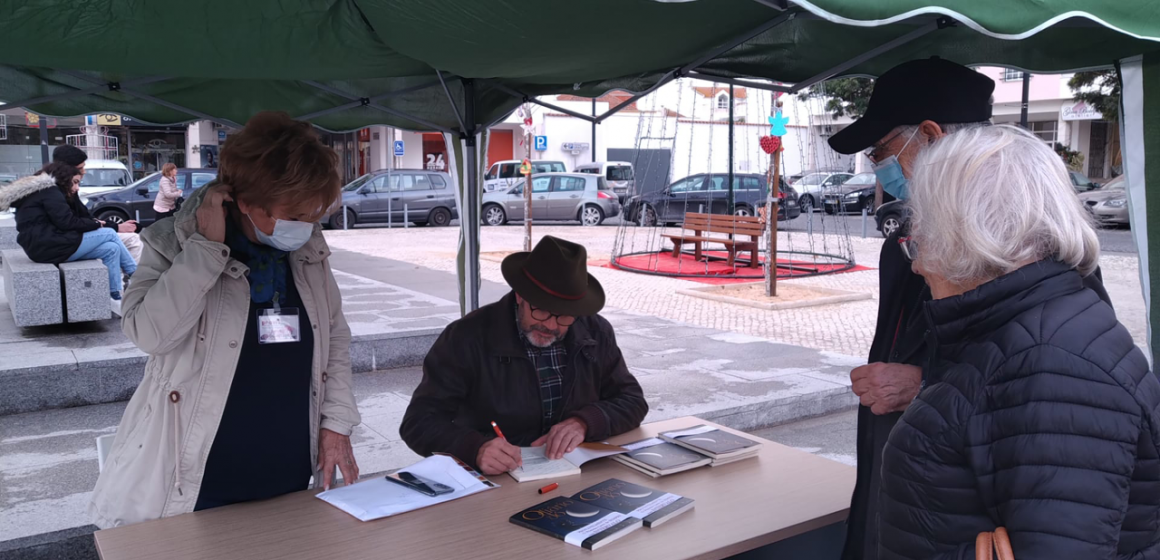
[
  {"left": 510, "top": 479, "right": 695, "bottom": 550},
  {"left": 612, "top": 425, "right": 762, "bottom": 477}
]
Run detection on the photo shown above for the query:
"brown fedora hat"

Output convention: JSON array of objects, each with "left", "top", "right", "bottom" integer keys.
[{"left": 501, "top": 236, "right": 605, "bottom": 317}]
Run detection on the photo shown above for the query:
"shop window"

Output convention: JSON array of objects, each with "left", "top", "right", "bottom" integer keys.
[
  {"left": 1002, "top": 68, "right": 1025, "bottom": 81},
  {"left": 1029, "top": 121, "right": 1057, "bottom": 144}
]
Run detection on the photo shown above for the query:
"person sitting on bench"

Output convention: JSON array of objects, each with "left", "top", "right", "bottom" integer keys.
[
  {"left": 401, "top": 236, "right": 649, "bottom": 474},
  {"left": 0, "top": 163, "right": 137, "bottom": 301}
]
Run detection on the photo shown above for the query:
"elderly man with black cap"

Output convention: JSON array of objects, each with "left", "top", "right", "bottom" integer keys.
[
  {"left": 828, "top": 58, "right": 1111, "bottom": 560},
  {"left": 401, "top": 236, "right": 648, "bottom": 475}
]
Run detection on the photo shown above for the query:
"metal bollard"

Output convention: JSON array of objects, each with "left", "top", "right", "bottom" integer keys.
[
  {"left": 342, "top": 204, "right": 348, "bottom": 230},
  {"left": 861, "top": 207, "right": 868, "bottom": 238},
  {"left": 698, "top": 204, "right": 704, "bottom": 214},
  {"left": 135, "top": 210, "right": 140, "bottom": 222},
  {"left": 807, "top": 208, "right": 813, "bottom": 236},
  {"left": 387, "top": 198, "right": 392, "bottom": 228},
  {"left": 404, "top": 205, "right": 408, "bottom": 229}
]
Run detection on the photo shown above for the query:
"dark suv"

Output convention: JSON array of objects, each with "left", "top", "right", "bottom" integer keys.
[
  {"left": 326, "top": 169, "right": 458, "bottom": 228},
  {"left": 625, "top": 173, "right": 800, "bottom": 226},
  {"left": 85, "top": 168, "right": 218, "bottom": 226}
]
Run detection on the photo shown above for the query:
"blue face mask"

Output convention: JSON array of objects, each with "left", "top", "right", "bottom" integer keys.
[
  {"left": 249, "top": 214, "right": 314, "bottom": 252},
  {"left": 872, "top": 128, "right": 921, "bottom": 200}
]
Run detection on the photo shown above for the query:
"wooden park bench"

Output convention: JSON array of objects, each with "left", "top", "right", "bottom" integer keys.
[{"left": 661, "top": 212, "right": 763, "bottom": 268}]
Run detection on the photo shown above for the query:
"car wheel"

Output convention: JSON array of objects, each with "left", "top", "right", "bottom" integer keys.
[
  {"left": 483, "top": 204, "right": 507, "bottom": 226},
  {"left": 428, "top": 207, "right": 452, "bottom": 227},
  {"left": 330, "top": 208, "right": 356, "bottom": 230},
  {"left": 639, "top": 205, "right": 658, "bottom": 227},
  {"left": 733, "top": 206, "right": 753, "bottom": 217},
  {"left": 97, "top": 209, "right": 129, "bottom": 225},
  {"left": 799, "top": 194, "right": 815, "bottom": 212},
  {"left": 580, "top": 205, "right": 605, "bottom": 227},
  {"left": 880, "top": 214, "right": 902, "bottom": 238}
]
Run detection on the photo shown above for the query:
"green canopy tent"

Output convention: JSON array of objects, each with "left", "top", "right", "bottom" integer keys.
[{"left": 2, "top": 0, "right": 1158, "bottom": 356}]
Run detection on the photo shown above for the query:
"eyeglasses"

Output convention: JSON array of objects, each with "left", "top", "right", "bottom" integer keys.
[
  {"left": 863, "top": 129, "right": 905, "bottom": 164},
  {"left": 529, "top": 305, "right": 576, "bottom": 326},
  {"left": 898, "top": 236, "right": 918, "bottom": 262}
]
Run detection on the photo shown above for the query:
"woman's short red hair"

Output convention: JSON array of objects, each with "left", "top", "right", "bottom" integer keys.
[{"left": 219, "top": 112, "right": 340, "bottom": 221}]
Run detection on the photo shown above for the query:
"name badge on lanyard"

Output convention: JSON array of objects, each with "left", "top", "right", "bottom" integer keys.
[{"left": 257, "top": 292, "right": 301, "bottom": 344}]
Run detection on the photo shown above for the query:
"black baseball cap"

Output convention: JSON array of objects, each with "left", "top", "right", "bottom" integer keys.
[{"left": 828, "top": 58, "right": 995, "bottom": 155}]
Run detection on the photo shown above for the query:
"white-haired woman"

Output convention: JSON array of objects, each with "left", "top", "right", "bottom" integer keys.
[{"left": 877, "top": 125, "right": 1160, "bottom": 559}]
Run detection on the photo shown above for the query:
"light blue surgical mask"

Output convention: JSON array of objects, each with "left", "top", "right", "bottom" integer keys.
[
  {"left": 872, "top": 128, "right": 921, "bottom": 200},
  {"left": 249, "top": 214, "right": 314, "bottom": 252}
]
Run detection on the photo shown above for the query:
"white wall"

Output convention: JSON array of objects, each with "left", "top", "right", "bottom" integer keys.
[
  {"left": 185, "top": 121, "right": 218, "bottom": 168},
  {"left": 396, "top": 130, "right": 424, "bottom": 169}
]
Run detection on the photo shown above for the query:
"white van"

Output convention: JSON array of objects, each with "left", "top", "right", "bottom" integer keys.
[
  {"left": 483, "top": 160, "right": 567, "bottom": 193},
  {"left": 574, "top": 161, "right": 635, "bottom": 202},
  {"left": 78, "top": 160, "right": 133, "bottom": 196}
]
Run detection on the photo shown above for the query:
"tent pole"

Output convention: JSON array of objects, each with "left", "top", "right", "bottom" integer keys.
[
  {"left": 302, "top": 80, "right": 457, "bottom": 135},
  {"left": 463, "top": 79, "right": 481, "bottom": 311},
  {"left": 437, "top": 70, "right": 468, "bottom": 134},
  {"left": 1019, "top": 72, "right": 1031, "bottom": 128},
  {"left": 728, "top": 84, "right": 735, "bottom": 214},
  {"left": 296, "top": 100, "right": 366, "bottom": 122},
  {"left": 592, "top": 99, "right": 597, "bottom": 162},
  {"left": 486, "top": 82, "right": 596, "bottom": 122},
  {"left": 57, "top": 69, "right": 242, "bottom": 128},
  {"left": 38, "top": 114, "right": 48, "bottom": 165},
  {"left": 788, "top": 18, "right": 946, "bottom": 93}
]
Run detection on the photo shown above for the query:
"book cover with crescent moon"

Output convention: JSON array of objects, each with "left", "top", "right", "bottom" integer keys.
[
  {"left": 509, "top": 496, "right": 643, "bottom": 550},
  {"left": 573, "top": 478, "right": 695, "bottom": 528},
  {"left": 626, "top": 442, "right": 712, "bottom": 471},
  {"left": 661, "top": 426, "right": 762, "bottom": 459}
]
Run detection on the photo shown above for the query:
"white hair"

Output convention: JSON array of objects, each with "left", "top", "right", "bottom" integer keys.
[{"left": 908, "top": 124, "right": 1100, "bottom": 286}]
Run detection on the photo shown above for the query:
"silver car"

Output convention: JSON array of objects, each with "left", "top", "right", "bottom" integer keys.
[
  {"left": 1078, "top": 175, "right": 1128, "bottom": 226},
  {"left": 482, "top": 172, "right": 621, "bottom": 227}
]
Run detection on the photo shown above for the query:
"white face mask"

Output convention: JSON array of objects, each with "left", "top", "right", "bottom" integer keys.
[{"left": 249, "top": 214, "right": 313, "bottom": 252}]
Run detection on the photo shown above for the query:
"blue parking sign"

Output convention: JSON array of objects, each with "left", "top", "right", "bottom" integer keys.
[
  {"left": 393, "top": 140, "right": 405, "bottom": 157},
  {"left": 534, "top": 135, "right": 548, "bottom": 151}
]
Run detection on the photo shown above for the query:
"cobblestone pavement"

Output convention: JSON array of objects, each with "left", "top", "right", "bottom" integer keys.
[{"left": 324, "top": 225, "right": 1150, "bottom": 358}]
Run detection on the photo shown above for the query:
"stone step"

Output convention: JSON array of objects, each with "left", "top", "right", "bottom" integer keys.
[{"left": 0, "top": 328, "right": 441, "bottom": 416}]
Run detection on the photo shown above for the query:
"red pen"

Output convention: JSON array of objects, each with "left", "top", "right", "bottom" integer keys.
[
  {"left": 491, "top": 421, "right": 507, "bottom": 441},
  {"left": 539, "top": 482, "right": 559, "bottom": 494}
]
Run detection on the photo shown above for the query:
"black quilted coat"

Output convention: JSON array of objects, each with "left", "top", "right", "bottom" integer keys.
[{"left": 879, "top": 259, "right": 1160, "bottom": 560}]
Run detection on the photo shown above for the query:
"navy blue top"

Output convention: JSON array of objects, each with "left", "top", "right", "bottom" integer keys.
[{"left": 195, "top": 224, "right": 314, "bottom": 511}]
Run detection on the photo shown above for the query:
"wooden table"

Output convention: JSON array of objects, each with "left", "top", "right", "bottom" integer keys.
[{"left": 95, "top": 416, "right": 854, "bottom": 560}]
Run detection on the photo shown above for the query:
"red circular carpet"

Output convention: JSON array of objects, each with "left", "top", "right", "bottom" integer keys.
[{"left": 596, "top": 251, "right": 871, "bottom": 285}]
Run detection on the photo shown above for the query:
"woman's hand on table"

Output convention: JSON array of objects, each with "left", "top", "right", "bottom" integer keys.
[{"left": 318, "top": 428, "right": 359, "bottom": 491}]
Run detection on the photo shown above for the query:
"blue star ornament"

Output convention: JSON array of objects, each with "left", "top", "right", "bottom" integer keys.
[{"left": 768, "top": 111, "right": 789, "bottom": 137}]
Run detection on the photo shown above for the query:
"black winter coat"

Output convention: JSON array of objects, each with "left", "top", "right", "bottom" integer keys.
[
  {"left": 879, "top": 260, "right": 1159, "bottom": 560},
  {"left": 400, "top": 292, "right": 649, "bottom": 470},
  {"left": 843, "top": 228, "right": 1112, "bottom": 560},
  {"left": 0, "top": 174, "right": 98, "bottom": 264}
]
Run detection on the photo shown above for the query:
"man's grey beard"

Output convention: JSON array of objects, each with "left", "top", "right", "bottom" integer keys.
[{"left": 517, "top": 314, "right": 562, "bottom": 347}]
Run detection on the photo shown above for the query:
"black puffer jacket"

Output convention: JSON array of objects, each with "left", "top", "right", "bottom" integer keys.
[
  {"left": 0, "top": 174, "right": 98, "bottom": 263},
  {"left": 879, "top": 260, "right": 1160, "bottom": 559}
]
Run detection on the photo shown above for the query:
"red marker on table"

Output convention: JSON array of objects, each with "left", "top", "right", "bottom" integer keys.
[{"left": 539, "top": 482, "right": 559, "bottom": 494}]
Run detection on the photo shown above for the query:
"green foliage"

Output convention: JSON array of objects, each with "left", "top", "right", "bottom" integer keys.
[
  {"left": 1067, "top": 70, "right": 1120, "bottom": 122},
  {"left": 805, "top": 78, "right": 874, "bottom": 119},
  {"left": 1054, "top": 142, "right": 1085, "bottom": 172}
]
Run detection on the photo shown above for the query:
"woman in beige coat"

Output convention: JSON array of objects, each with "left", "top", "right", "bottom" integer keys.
[{"left": 91, "top": 112, "right": 361, "bottom": 528}]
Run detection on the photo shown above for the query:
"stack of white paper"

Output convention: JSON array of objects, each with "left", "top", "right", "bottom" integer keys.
[{"left": 316, "top": 454, "right": 497, "bottom": 521}]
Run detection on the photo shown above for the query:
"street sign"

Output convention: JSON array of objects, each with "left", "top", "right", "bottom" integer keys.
[
  {"left": 534, "top": 135, "right": 548, "bottom": 151},
  {"left": 394, "top": 140, "right": 405, "bottom": 157},
  {"left": 218, "top": 130, "right": 227, "bottom": 143}
]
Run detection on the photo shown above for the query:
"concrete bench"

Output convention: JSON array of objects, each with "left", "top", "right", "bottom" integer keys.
[
  {"left": 0, "top": 219, "right": 17, "bottom": 262},
  {"left": 59, "top": 260, "right": 111, "bottom": 323},
  {"left": 2, "top": 249, "right": 63, "bottom": 327}
]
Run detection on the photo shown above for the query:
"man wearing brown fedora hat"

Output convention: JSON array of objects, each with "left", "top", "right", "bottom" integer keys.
[{"left": 401, "top": 236, "right": 648, "bottom": 475}]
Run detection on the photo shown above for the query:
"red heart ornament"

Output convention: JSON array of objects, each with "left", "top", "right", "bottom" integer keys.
[{"left": 759, "top": 135, "right": 781, "bottom": 154}]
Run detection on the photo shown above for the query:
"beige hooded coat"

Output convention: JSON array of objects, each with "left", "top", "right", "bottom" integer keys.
[{"left": 90, "top": 184, "right": 360, "bottom": 528}]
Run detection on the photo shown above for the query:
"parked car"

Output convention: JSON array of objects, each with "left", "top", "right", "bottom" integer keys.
[
  {"left": 481, "top": 172, "right": 620, "bottom": 227},
  {"left": 791, "top": 170, "right": 855, "bottom": 210},
  {"left": 1070, "top": 170, "right": 1102, "bottom": 193},
  {"left": 482, "top": 159, "right": 567, "bottom": 193},
  {"left": 874, "top": 199, "right": 906, "bottom": 238},
  {"left": 0, "top": 173, "right": 18, "bottom": 185},
  {"left": 822, "top": 172, "right": 891, "bottom": 214},
  {"left": 625, "top": 173, "right": 800, "bottom": 227},
  {"left": 1078, "top": 175, "right": 1128, "bottom": 227},
  {"left": 327, "top": 169, "right": 458, "bottom": 229},
  {"left": 86, "top": 168, "right": 218, "bottom": 226},
  {"left": 78, "top": 159, "right": 134, "bottom": 196},
  {"left": 574, "top": 161, "right": 635, "bottom": 202}
]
